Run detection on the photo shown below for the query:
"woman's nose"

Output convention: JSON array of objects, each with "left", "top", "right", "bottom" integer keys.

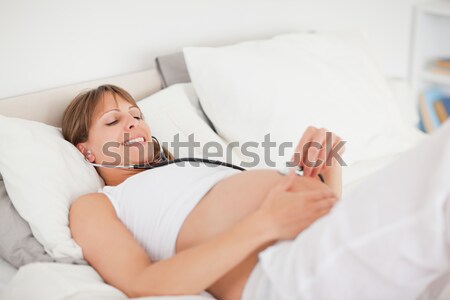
[{"left": 126, "top": 115, "right": 138, "bottom": 130}]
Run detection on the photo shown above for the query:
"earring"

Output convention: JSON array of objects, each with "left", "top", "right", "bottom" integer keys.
[{"left": 86, "top": 150, "right": 92, "bottom": 159}]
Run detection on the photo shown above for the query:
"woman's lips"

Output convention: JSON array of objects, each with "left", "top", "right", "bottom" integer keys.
[{"left": 123, "top": 136, "right": 145, "bottom": 146}]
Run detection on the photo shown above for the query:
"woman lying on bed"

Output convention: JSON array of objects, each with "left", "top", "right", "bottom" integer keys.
[{"left": 63, "top": 84, "right": 450, "bottom": 300}]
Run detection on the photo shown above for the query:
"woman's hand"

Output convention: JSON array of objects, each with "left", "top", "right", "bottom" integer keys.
[
  {"left": 291, "top": 126, "right": 345, "bottom": 178},
  {"left": 258, "top": 170, "right": 338, "bottom": 241}
]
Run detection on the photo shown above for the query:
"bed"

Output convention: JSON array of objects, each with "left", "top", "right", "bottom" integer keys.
[
  {"left": 0, "top": 69, "right": 218, "bottom": 300},
  {"left": 0, "top": 31, "right": 448, "bottom": 300}
]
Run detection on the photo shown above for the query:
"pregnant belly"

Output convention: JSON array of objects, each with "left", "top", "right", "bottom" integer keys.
[{"left": 175, "top": 169, "right": 331, "bottom": 300}]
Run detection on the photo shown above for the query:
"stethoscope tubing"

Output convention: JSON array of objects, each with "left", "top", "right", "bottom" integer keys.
[
  {"left": 89, "top": 158, "right": 324, "bottom": 182},
  {"left": 87, "top": 136, "right": 323, "bottom": 181}
]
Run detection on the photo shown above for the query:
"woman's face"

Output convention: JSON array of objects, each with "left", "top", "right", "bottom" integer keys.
[{"left": 79, "top": 92, "right": 153, "bottom": 167}]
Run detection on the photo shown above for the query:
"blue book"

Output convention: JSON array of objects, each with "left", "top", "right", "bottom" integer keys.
[
  {"left": 434, "top": 97, "right": 450, "bottom": 123},
  {"left": 419, "top": 89, "right": 446, "bottom": 133},
  {"left": 443, "top": 97, "right": 450, "bottom": 113}
]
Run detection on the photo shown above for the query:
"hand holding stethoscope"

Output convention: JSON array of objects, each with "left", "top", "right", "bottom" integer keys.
[{"left": 290, "top": 126, "right": 345, "bottom": 178}]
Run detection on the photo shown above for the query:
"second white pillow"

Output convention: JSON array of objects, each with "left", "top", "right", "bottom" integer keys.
[
  {"left": 139, "top": 83, "right": 244, "bottom": 166},
  {"left": 184, "top": 31, "right": 412, "bottom": 167}
]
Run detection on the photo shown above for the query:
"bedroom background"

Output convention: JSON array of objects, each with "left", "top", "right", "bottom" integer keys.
[
  {"left": 1, "top": 0, "right": 450, "bottom": 299},
  {"left": 0, "top": 0, "right": 441, "bottom": 100}
]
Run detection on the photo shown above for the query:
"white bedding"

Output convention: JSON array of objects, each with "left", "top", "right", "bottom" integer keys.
[
  {"left": 250, "top": 122, "right": 450, "bottom": 300},
  {"left": 342, "top": 126, "right": 427, "bottom": 193},
  {"left": 0, "top": 128, "right": 430, "bottom": 300},
  {"left": 0, "top": 263, "right": 213, "bottom": 300},
  {"left": 4, "top": 127, "right": 450, "bottom": 300},
  {"left": 0, "top": 257, "right": 17, "bottom": 292},
  {"left": 4, "top": 259, "right": 447, "bottom": 300},
  {"left": 1, "top": 75, "right": 436, "bottom": 300}
]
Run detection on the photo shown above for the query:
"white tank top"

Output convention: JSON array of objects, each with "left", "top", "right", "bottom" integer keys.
[{"left": 99, "top": 162, "right": 241, "bottom": 262}]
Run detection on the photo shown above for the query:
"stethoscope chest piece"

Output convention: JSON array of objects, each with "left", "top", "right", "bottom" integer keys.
[{"left": 278, "top": 166, "right": 304, "bottom": 176}]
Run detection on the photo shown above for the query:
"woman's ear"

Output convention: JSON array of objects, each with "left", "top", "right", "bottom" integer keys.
[
  {"left": 76, "top": 143, "right": 95, "bottom": 162},
  {"left": 76, "top": 143, "right": 84, "bottom": 154}
]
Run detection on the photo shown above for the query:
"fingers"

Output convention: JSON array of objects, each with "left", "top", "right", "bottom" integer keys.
[
  {"left": 314, "top": 204, "right": 334, "bottom": 218},
  {"left": 296, "top": 127, "right": 327, "bottom": 177},
  {"left": 296, "top": 189, "right": 337, "bottom": 201},
  {"left": 304, "top": 128, "right": 326, "bottom": 177},
  {"left": 304, "top": 197, "right": 336, "bottom": 222},
  {"left": 291, "top": 126, "right": 315, "bottom": 166},
  {"left": 292, "top": 194, "right": 336, "bottom": 220},
  {"left": 311, "top": 142, "right": 327, "bottom": 178},
  {"left": 272, "top": 169, "right": 297, "bottom": 194},
  {"left": 326, "top": 134, "right": 345, "bottom": 167},
  {"left": 283, "top": 169, "right": 297, "bottom": 191},
  {"left": 312, "top": 197, "right": 336, "bottom": 211},
  {"left": 292, "top": 126, "right": 344, "bottom": 178}
]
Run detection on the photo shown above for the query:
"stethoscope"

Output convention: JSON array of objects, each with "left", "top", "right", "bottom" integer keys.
[
  {"left": 90, "top": 157, "right": 247, "bottom": 171},
  {"left": 88, "top": 136, "right": 324, "bottom": 182},
  {"left": 88, "top": 136, "right": 246, "bottom": 171}
]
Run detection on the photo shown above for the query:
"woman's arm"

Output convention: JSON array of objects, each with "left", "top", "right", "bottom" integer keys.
[
  {"left": 131, "top": 211, "right": 272, "bottom": 297},
  {"left": 70, "top": 193, "right": 276, "bottom": 298},
  {"left": 70, "top": 177, "right": 336, "bottom": 298}
]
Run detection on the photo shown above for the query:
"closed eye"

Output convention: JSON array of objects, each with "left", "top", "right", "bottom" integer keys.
[{"left": 106, "top": 120, "right": 118, "bottom": 126}]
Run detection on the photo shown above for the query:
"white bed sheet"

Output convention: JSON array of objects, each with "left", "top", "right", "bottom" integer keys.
[
  {"left": 342, "top": 126, "right": 428, "bottom": 194},
  {"left": 0, "top": 262, "right": 214, "bottom": 300},
  {"left": 341, "top": 127, "right": 450, "bottom": 300}
]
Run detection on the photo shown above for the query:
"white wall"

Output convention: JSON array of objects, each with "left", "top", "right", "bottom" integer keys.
[{"left": 0, "top": 0, "right": 434, "bottom": 99}]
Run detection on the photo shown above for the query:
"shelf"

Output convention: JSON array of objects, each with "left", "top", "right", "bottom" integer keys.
[
  {"left": 422, "top": 70, "right": 450, "bottom": 86},
  {"left": 411, "top": 1, "right": 450, "bottom": 107},
  {"left": 417, "top": 1, "right": 450, "bottom": 18}
]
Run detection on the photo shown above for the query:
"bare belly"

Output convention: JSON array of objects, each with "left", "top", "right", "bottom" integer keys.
[{"left": 175, "top": 169, "right": 331, "bottom": 300}]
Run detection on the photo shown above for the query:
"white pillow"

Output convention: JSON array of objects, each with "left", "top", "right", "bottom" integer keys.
[
  {"left": 0, "top": 117, "right": 102, "bottom": 261},
  {"left": 0, "top": 83, "right": 233, "bottom": 261},
  {"left": 139, "top": 83, "right": 244, "bottom": 166},
  {"left": 184, "top": 30, "right": 412, "bottom": 167}
]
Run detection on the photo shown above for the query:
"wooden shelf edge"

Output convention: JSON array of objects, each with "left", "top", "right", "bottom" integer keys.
[{"left": 422, "top": 70, "right": 450, "bottom": 86}]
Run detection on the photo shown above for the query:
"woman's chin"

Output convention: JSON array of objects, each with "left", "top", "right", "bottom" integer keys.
[{"left": 123, "top": 146, "right": 152, "bottom": 163}]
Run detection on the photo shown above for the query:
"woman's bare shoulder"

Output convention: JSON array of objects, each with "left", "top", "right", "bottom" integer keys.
[
  {"left": 73, "top": 192, "right": 108, "bottom": 202},
  {"left": 69, "top": 193, "right": 118, "bottom": 243},
  {"left": 70, "top": 192, "right": 115, "bottom": 217}
]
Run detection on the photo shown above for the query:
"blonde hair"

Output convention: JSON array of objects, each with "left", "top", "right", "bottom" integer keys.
[{"left": 62, "top": 84, "right": 173, "bottom": 161}]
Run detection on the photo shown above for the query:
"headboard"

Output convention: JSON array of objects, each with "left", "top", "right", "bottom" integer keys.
[{"left": 0, "top": 69, "right": 162, "bottom": 127}]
